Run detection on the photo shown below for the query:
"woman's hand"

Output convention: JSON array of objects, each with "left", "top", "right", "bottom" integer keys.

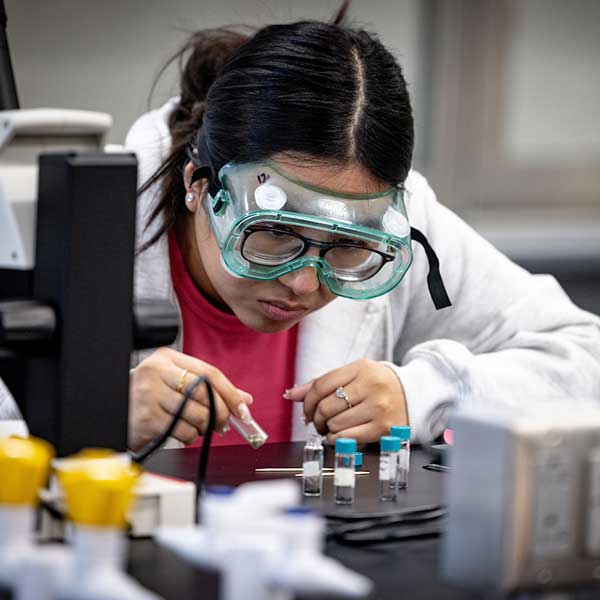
[
  {"left": 284, "top": 359, "right": 408, "bottom": 445},
  {"left": 128, "top": 347, "right": 253, "bottom": 452}
]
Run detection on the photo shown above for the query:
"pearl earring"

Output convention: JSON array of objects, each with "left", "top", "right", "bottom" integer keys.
[{"left": 186, "top": 192, "right": 194, "bottom": 203}]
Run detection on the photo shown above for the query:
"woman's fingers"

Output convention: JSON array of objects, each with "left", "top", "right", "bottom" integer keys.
[
  {"left": 294, "top": 360, "right": 408, "bottom": 443},
  {"left": 166, "top": 349, "right": 253, "bottom": 417},
  {"left": 171, "top": 419, "right": 202, "bottom": 446},
  {"left": 301, "top": 364, "right": 360, "bottom": 423},
  {"left": 128, "top": 347, "right": 255, "bottom": 452},
  {"left": 283, "top": 380, "right": 313, "bottom": 402},
  {"left": 324, "top": 400, "right": 375, "bottom": 435},
  {"left": 311, "top": 383, "right": 364, "bottom": 434},
  {"left": 159, "top": 390, "right": 229, "bottom": 434},
  {"left": 325, "top": 422, "right": 381, "bottom": 446}
]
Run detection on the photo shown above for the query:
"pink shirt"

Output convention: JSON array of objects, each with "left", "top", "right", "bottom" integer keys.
[{"left": 168, "top": 233, "right": 298, "bottom": 446}]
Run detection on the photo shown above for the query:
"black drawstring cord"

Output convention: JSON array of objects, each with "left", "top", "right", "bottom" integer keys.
[{"left": 410, "top": 227, "right": 452, "bottom": 310}]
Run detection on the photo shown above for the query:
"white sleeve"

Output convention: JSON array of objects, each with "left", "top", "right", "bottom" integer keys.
[
  {"left": 124, "top": 98, "right": 178, "bottom": 186},
  {"left": 0, "top": 377, "right": 21, "bottom": 420},
  {"left": 386, "top": 172, "right": 600, "bottom": 443}
]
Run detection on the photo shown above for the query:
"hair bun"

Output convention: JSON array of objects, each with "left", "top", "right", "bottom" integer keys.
[{"left": 191, "top": 101, "right": 206, "bottom": 122}]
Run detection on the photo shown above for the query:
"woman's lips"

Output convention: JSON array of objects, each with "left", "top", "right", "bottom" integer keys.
[{"left": 258, "top": 300, "right": 307, "bottom": 321}]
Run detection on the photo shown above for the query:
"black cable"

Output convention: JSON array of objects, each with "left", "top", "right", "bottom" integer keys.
[
  {"left": 39, "top": 499, "right": 65, "bottom": 522},
  {"left": 325, "top": 504, "right": 446, "bottom": 546},
  {"left": 328, "top": 507, "right": 446, "bottom": 535},
  {"left": 330, "top": 522, "right": 443, "bottom": 545},
  {"left": 129, "top": 374, "right": 217, "bottom": 520},
  {"left": 130, "top": 374, "right": 212, "bottom": 464},
  {"left": 195, "top": 377, "right": 216, "bottom": 502},
  {"left": 323, "top": 503, "right": 444, "bottom": 521},
  {"left": 35, "top": 377, "right": 218, "bottom": 539}
]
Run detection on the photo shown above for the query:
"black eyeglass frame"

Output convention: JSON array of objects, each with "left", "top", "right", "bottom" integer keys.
[{"left": 240, "top": 224, "right": 396, "bottom": 280}]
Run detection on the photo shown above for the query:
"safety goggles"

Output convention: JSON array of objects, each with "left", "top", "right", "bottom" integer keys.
[{"left": 190, "top": 158, "right": 451, "bottom": 307}]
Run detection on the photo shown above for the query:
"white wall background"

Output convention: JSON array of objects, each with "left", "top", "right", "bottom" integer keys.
[
  {"left": 6, "top": 0, "right": 424, "bottom": 147},
  {"left": 502, "top": 0, "right": 600, "bottom": 164}
]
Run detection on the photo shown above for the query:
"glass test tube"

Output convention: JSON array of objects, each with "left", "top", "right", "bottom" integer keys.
[
  {"left": 391, "top": 425, "right": 411, "bottom": 489},
  {"left": 302, "top": 434, "right": 324, "bottom": 496},
  {"left": 334, "top": 438, "right": 357, "bottom": 505},
  {"left": 379, "top": 436, "right": 401, "bottom": 501},
  {"left": 229, "top": 410, "right": 268, "bottom": 449}
]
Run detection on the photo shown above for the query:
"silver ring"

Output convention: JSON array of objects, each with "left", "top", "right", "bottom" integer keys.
[{"left": 335, "top": 386, "right": 352, "bottom": 409}]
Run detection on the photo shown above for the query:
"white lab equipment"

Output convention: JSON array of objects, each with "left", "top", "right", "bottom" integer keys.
[
  {"left": 0, "top": 108, "right": 111, "bottom": 273},
  {"left": 156, "top": 479, "right": 373, "bottom": 600},
  {"left": 442, "top": 405, "right": 600, "bottom": 593}
]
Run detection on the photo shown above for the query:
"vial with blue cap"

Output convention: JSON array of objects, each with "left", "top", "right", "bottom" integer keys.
[
  {"left": 354, "top": 452, "right": 363, "bottom": 470},
  {"left": 379, "top": 436, "right": 401, "bottom": 501},
  {"left": 390, "top": 425, "right": 411, "bottom": 489},
  {"left": 334, "top": 438, "right": 357, "bottom": 505}
]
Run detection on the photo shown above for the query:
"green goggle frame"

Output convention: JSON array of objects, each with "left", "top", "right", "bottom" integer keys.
[{"left": 205, "top": 161, "right": 413, "bottom": 300}]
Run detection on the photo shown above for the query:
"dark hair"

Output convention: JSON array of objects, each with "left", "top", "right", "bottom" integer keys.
[{"left": 139, "top": 1, "right": 414, "bottom": 250}]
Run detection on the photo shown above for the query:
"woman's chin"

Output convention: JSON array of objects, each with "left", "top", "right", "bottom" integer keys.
[{"left": 238, "top": 307, "right": 302, "bottom": 333}]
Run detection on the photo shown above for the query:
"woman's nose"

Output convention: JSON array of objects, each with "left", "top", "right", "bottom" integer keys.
[{"left": 278, "top": 265, "right": 321, "bottom": 296}]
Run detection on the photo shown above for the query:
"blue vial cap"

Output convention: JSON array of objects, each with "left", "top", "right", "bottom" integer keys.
[
  {"left": 205, "top": 485, "right": 234, "bottom": 496},
  {"left": 390, "top": 425, "right": 411, "bottom": 441},
  {"left": 380, "top": 436, "right": 401, "bottom": 452},
  {"left": 335, "top": 438, "right": 357, "bottom": 454},
  {"left": 285, "top": 506, "right": 314, "bottom": 517},
  {"left": 355, "top": 452, "right": 363, "bottom": 468}
]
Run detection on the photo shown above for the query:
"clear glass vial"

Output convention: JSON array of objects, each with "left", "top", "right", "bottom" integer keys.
[
  {"left": 302, "top": 434, "right": 324, "bottom": 496},
  {"left": 391, "top": 425, "right": 411, "bottom": 489},
  {"left": 379, "top": 436, "right": 401, "bottom": 501},
  {"left": 229, "top": 407, "right": 268, "bottom": 449},
  {"left": 334, "top": 438, "right": 357, "bottom": 505}
]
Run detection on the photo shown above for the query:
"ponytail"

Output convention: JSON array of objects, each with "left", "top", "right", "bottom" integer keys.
[{"left": 139, "top": 28, "right": 250, "bottom": 251}]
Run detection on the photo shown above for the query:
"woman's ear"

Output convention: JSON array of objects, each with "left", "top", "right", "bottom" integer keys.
[{"left": 183, "top": 162, "right": 208, "bottom": 212}]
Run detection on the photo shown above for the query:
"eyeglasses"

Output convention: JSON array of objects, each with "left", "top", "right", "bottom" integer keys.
[{"left": 240, "top": 225, "right": 395, "bottom": 282}]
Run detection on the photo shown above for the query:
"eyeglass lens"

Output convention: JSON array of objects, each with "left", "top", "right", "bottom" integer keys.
[{"left": 240, "top": 228, "right": 387, "bottom": 281}]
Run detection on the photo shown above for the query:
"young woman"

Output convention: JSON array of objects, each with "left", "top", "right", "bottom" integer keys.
[{"left": 122, "top": 10, "right": 598, "bottom": 450}]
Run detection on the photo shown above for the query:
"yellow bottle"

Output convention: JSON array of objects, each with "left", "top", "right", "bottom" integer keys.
[
  {"left": 0, "top": 436, "right": 54, "bottom": 590},
  {"left": 55, "top": 450, "right": 160, "bottom": 599}
]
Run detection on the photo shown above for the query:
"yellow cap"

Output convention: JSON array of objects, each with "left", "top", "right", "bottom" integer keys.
[
  {"left": 56, "top": 452, "right": 141, "bottom": 528},
  {"left": 53, "top": 448, "right": 125, "bottom": 471},
  {"left": 0, "top": 436, "right": 54, "bottom": 505}
]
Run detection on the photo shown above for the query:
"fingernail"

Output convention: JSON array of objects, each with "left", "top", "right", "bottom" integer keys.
[
  {"left": 239, "top": 391, "right": 253, "bottom": 405},
  {"left": 219, "top": 423, "right": 230, "bottom": 435},
  {"left": 237, "top": 403, "right": 252, "bottom": 423},
  {"left": 283, "top": 389, "right": 292, "bottom": 400}
]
